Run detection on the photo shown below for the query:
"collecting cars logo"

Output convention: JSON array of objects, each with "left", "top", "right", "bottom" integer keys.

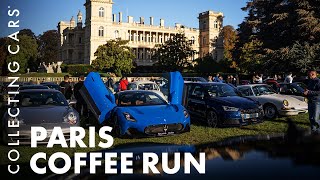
[{"left": 6, "top": 5, "right": 21, "bottom": 175}]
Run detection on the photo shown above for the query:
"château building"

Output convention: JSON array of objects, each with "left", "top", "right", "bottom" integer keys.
[{"left": 57, "top": 0, "right": 224, "bottom": 66}]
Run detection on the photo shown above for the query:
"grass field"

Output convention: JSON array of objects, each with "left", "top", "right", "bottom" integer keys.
[{"left": 0, "top": 113, "right": 311, "bottom": 166}]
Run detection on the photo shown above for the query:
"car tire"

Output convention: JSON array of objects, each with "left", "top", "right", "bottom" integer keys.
[
  {"left": 264, "top": 104, "right": 277, "bottom": 119},
  {"left": 206, "top": 110, "right": 219, "bottom": 128}
]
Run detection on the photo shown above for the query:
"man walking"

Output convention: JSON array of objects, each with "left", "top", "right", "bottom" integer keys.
[
  {"left": 74, "top": 75, "right": 88, "bottom": 117},
  {"left": 304, "top": 69, "right": 320, "bottom": 133},
  {"left": 60, "top": 75, "right": 73, "bottom": 100}
]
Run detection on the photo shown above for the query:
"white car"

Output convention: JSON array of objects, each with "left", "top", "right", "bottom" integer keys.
[
  {"left": 127, "top": 81, "right": 167, "bottom": 100},
  {"left": 236, "top": 84, "right": 308, "bottom": 119}
]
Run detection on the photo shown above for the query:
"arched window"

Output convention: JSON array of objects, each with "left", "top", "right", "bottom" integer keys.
[
  {"left": 214, "top": 20, "right": 218, "bottom": 28},
  {"left": 99, "top": 26, "right": 104, "bottom": 37},
  {"left": 114, "top": 30, "right": 119, "bottom": 39},
  {"left": 99, "top": 7, "right": 104, "bottom": 17},
  {"left": 203, "top": 21, "right": 207, "bottom": 30}
]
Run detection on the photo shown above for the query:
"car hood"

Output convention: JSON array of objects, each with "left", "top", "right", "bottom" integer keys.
[
  {"left": 117, "top": 105, "right": 186, "bottom": 123},
  {"left": 209, "top": 96, "right": 259, "bottom": 109},
  {"left": 17, "top": 106, "right": 72, "bottom": 125},
  {"left": 260, "top": 93, "right": 306, "bottom": 103}
]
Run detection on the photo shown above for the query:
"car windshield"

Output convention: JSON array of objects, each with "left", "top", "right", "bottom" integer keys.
[
  {"left": 204, "top": 84, "right": 238, "bottom": 97},
  {"left": 253, "top": 85, "right": 276, "bottom": 96},
  {"left": 15, "top": 91, "right": 68, "bottom": 107},
  {"left": 117, "top": 92, "right": 167, "bottom": 106},
  {"left": 138, "top": 83, "right": 157, "bottom": 90}
]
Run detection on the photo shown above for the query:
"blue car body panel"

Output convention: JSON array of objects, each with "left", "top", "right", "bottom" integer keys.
[
  {"left": 81, "top": 71, "right": 190, "bottom": 136},
  {"left": 81, "top": 72, "right": 116, "bottom": 123}
]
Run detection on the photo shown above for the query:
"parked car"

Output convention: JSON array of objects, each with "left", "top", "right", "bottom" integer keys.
[
  {"left": 127, "top": 81, "right": 160, "bottom": 91},
  {"left": 278, "top": 82, "right": 308, "bottom": 101},
  {"left": 236, "top": 84, "right": 308, "bottom": 119},
  {"left": 1, "top": 89, "right": 79, "bottom": 144},
  {"left": 18, "top": 85, "right": 49, "bottom": 91},
  {"left": 183, "top": 77, "right": 207, "bottom": 82},
  {"left": 40, "top": 82, "right": 62, "bottom": 91},
  {"left": 264, "top": 79, "right": 281, "bottom": 92},
  {"left": 80, "top": 72, "right": 190, "bottom": 137},
  {"left": 184, "top": 82, "right": 264, "bottom": 127}
]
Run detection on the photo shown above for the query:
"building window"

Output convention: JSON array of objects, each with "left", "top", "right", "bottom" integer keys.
[
  {"left": 99, "top": 26, "right": 104, "bottom": 37},
  {"left": 114, "top": 30, "right": 119, "bottom": 39},
  {"left": 203, "top": 37, "right": 206, "bottom": 45},
  {"left": 203, "top": 21, "right": 207, "bottom": 30},
  {"left": 214, "top": 20, "right": 218, "bottom": 28},
  {"left": 191, "top": 36, "right": 195, "bottom": 44},
  {"left": 79, "top": 37, "right": 82, "bottom": 43},
  {"left": 99, "top": 7, "right": 104, "bottom": 17}
]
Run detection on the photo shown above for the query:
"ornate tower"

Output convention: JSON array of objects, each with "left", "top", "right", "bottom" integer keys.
[
  {"left": 77, "top": 10, "right": 83, "bottom": 27},
  {"left": 84, "top": 0, "right": 113, "bottom": 64},
  {"left": 198, "top": 11, "right": 224, "bottom": 61}
]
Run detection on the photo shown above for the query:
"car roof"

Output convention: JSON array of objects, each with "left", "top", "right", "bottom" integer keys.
[
  {"left": 20, "top": 85, "right": 47, "bottom": 87},
  {"left": 237, "top": 84, "right": 269, "bottom": 87},
  {"left": 19, "top": 89, "right": 61, "bottom": 93}
]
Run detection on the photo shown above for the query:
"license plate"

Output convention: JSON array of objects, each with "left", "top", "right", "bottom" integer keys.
[{"left": 242, "top": 113, "right": 259, "bottom": 119}]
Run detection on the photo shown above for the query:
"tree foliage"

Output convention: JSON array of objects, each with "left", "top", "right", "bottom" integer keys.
[
  {"left": 92, "top": 39, "right": 135, "bottom": 77},
  {"left": 234, "top": 0, "right": 320, "bottom": 74},
  {"left": 6, "top": 35, "right": 38, "bottom": 73},
  {"left": 38, "top": 30, "right": 60, "bottom": 64},
  {"left": 153, "top": 33, "right": 195, "bottom": 71}
]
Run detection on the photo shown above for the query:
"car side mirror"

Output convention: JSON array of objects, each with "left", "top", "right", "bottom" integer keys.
[{"left": 68, "top": 99, "right": 77, "bottom": 106}]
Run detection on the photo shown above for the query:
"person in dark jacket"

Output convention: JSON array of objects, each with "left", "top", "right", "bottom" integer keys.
[
  {"left": 303, "top": 69, "right": 320, "bottom": 133},
  {"left": 59, "top": 75, "right": 73, "bottom": 100},
  {"left": 74, "top": 75, "right": 88, "bottom": 117}
]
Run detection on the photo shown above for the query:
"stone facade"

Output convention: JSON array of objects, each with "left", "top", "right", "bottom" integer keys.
[{"left": 57, "top": 0, "right": 224, "bottom": 66}]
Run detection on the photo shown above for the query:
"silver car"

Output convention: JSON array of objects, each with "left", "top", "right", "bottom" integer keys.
[{"left": 1, "top": 89, "right": 80, "bottom": 145}]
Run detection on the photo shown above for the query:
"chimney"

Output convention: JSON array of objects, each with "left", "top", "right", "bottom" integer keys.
[
  {"left": 160, "top": 19, "right": 165, "bottom": 27},
  {"left": 113, "top": 14, "right": 116, "bottom": 22},
  {"left": 119, "top": 12, "right": 123, "bottom": 23},
  {"left": 128, "top": 16, "right": 133, "bottom": 23},
  {"left": 140, "top": 17, "right": 144, "bottom": 24},
  {"left": 150, "top": 17, "right": 154, "bottom": 26}
]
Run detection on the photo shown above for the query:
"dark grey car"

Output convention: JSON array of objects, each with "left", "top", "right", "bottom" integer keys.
[{"left": 1, "top": 89, "right": 80, "bottom": 145}]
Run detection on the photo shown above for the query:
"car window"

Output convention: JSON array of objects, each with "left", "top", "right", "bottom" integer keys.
[
  {"left": 191, "top": 86, "right": 204, "bottom": 97},
  {"left": 117, "top": 92, "right": 167, "bottom": 106},
  {"left": 238, "top": 87, "right": 253, "bottom": 96},
  {"left": 205, "top": 84, "right": 238, "bottom": 97},
  {"left": 138, "top": 83, "right": 157, "bottom": 90},
  {"left": 127, "top": 83, "right": 137, "bottom": 90},
  {"left": 15, "top": 91, "right": 68, "bottom": 107},
  {"left": 253, "top": 85, "right": 276, "bottom": 96}
]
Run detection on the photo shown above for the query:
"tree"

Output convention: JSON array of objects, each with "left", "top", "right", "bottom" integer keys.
[
  {"left": 6, "top": 35, "right": 38, "bottom": 73},
  {"left": 92, "top": 39, "right": 135, "bottom": 77},
  {"left": 38, "top": 30, "right": 60, "bottom": 64},
  {"left": 222, "top": 25, "right": 237, "bottom": 61},
  {"left": 153, "top": 33, "right": 195, "bottom": 71},
  {"left": 19, "top": 29, "right": 37, "bottom": 39}
]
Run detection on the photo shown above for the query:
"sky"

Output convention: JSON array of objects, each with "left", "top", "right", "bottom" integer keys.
[{"left": 0, "top": 0, "right": 248, "bottom": 37}]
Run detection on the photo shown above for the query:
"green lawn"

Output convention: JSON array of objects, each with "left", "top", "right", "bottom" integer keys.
[{"left": 0, "top": 113, "right": 310, "bottom": 166}]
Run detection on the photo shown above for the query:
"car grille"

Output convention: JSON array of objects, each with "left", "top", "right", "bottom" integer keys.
[
  {"left": 241, "top": 108, "right": 261, "bottom": 114},
  {"left": 144, "top": 123, "right": 184, "bottom": 135}
]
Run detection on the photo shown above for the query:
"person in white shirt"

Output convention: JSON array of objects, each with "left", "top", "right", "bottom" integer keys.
[{"left": 284, "top": 72, "right": 293, "bottom": 83}]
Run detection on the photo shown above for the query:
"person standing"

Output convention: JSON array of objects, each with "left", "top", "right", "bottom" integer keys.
[
  {"left": 73, "top": 75, "right": 88, "bottom": 117},
  {"left": 119, "top": 77, "right": 128, "bottom": 91},
  {"left": 304, "top": 69, "right": 320, "bottom": 133},
  {"left": 284, "top": 72, "right": 293, "bottom": 83},
  {"left": 106, "top": 74, "right": 115, "bottom": 93},
  {"left": 207, "top": 75, "right": 213, "bottom": 82},
  {"left": 213, "top": 73, "right": 220, "bottom": 82},
  {"left": 60, "top": 75, "right": 73, "bottom": 100}
]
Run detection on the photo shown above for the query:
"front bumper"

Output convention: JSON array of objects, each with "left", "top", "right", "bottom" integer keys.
[
  {"left": 5, "top": 123, "right": 77, "bottom": 145},
  {"left": 278, "top": 108, "right": 308, "bottom": 116},
  {"left": 220, "top": 109, "right": 264, "bottom": 127}
]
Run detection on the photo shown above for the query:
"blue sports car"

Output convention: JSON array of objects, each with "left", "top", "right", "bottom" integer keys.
[
  {"left": 184, "top": 82, "right": 264, "bottom": 127},
  {"left": 80, "top": 72, "right": 190, "bottom": 137}
]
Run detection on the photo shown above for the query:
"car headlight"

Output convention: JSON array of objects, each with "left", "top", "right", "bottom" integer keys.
[
  {"left": 8, "top": 117, "right": 25, "bottom": 125},
  {"left": 223, "top": 106, "right": 239, "bottom": 111},
  {"left": 283, "top": 100, "right": 289, "bottom": 107},
  {"left": 123, "top": 112, "right": 136, "bottom": 122},
  {"left": 64, "top": 112, "right": 78, "bottom": 125},
  {"left": 183, "top": 110, "right": 189, "bottom": 118}
]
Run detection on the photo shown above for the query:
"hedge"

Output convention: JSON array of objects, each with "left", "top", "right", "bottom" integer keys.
[{"left": 64, "top": 64, "right": 94, "bottom": 76}]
